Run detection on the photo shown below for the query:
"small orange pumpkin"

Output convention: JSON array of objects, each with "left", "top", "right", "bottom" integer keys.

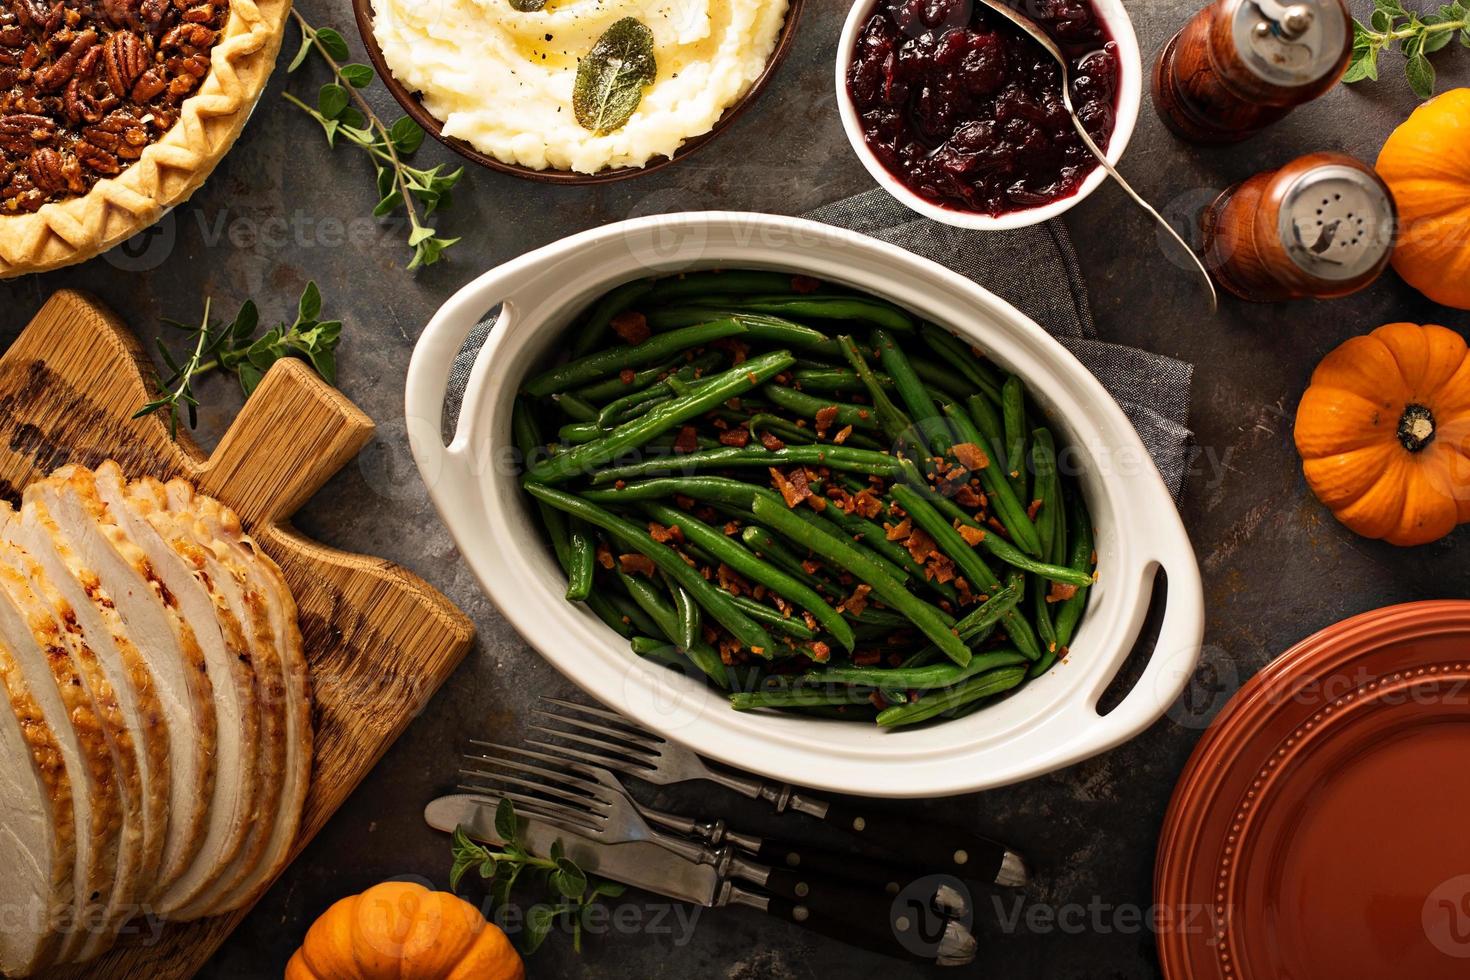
[
  {"left": 285, "top": 882, "right": 524, "bottom": 980},
  {"left": 1376, "top": 89, "right": 1470, "bottom": 310},
  {"left": 1294, "top": 322, "right": 1470, "bottom": 546}
]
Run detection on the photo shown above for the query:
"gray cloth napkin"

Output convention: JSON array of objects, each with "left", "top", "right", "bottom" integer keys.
[{"left": 448, "top": 190, "right": 1194, "bottom": 498}]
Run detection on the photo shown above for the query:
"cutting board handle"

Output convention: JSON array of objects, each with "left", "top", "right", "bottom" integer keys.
[{"left": 196, "top": 359, "right": 375, "bottom": 527}]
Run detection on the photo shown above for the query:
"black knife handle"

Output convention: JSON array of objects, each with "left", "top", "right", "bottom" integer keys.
[
  {"left": 816, "top": 799, "right": 1012, "bottom": 884},
  {"left": 754, "top": 838, "right": 913, "bottom": 894},
  {"left": 760, "top": 890, "right": 974, "bottom": 964},
  {"left": 760, "top": 866, "right": 899, "bottom": 922}
]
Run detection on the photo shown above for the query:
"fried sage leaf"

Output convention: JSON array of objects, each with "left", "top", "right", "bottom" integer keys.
[{"left": 573, "top": 17, "right": 657, "bottom": 135}]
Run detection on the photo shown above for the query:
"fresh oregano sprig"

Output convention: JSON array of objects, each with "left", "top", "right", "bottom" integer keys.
[
  {"left": 282, "top": 11, "right": 462, "bottom": 269},
  {"left": 450, "top": 799, "right": 626, "bottom": 954},
  {"left": 134, "top": 283, "right": 342, "bottom": 438},
  {"left": 1347, "top": 0, "right": 1470, "bottom": 97}
]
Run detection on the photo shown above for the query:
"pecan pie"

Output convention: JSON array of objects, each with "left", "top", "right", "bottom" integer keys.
[{"left": 0, "top": 0, "right": 288, "bottom": 277}]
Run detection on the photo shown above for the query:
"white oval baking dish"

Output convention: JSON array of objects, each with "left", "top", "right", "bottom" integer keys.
[{"left": 406, "top": 212, "right": 1203, "bottom": 798}]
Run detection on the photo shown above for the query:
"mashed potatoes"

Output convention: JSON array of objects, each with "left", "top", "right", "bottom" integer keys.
[{"left": 371, "top": 0, "right": 789, "bottom": 173}]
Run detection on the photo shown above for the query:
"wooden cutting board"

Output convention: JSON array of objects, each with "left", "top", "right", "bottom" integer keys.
[{"left": 0, "top": 290, "right": 476, "bottom": 977}]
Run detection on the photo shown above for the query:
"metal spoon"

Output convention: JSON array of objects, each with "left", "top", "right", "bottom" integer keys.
[{"left": 977, "top": 0, "right": 1219, "bottom": 312}]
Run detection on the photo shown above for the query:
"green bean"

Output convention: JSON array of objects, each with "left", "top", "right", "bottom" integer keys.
[
  {"left": 966, "top": 393, "right": 1006, "bottom": 452},
  {"left": 667, "top": 574, "right": 701, "bottom": 651},
  {"left": 572, "top": 357, "right": 682, "bottom": 402},
  {"left": 730, "top": 688, "right": 877, "bottom": 710},
  {"left": 747, "top": 413, "right": 818, "bottom": 446},
  {"left": 838, "top": 335, "right": 916, "bottom": 449},
  {"left": 790, "top": 367, "right": 895, "bottom": 395},
  {"left": 974, "top": 525, "right": 1094, "bottom": 587},
  {"left": 874, "top": 329, "right": 948, "bottom": 454},
  {"left": 564, "top": 519, "right": 596, "bottom": 602},
  {"left": 735, "top": 296, "right": 915, "bottom": 332},
  {"left": 818, "top": 506, "right": 960, "bottom": 604},
  {"left": 750, "top": 496, "right": 970, "bottom": 666},
  {"left": 896, "top": 457, "right": 983, "bottom": 532},
  {"left": 799, "top": 649, "right": 1027, "bottom": 690},
  {"left": 645, "top": 503, "right": 855, "bottom": 652},
  {"left": 1030, "top": 428, "right": 1060, "bottom": 652},
  {"left": 527, "top": 485, "right": 776, "bottom": 655},
  {"left": 586, "top": 593, "right": 637, "bottom": 638},
  {"left": 729, "top": 595, "right": 818, "bottom": 640},
  {"left": 910, "top": 356, "right": 976, "bottom": 402},
  {"left": 588, "top": 445, "right": 903, "bottom": 484},
  {"left": 629, "top": 636, "right": 689, "bottom": 670},
  {"left": 944, "top": 402, "right": 1043, "bottom": 557},
  {"left": 897, "top": 582, "right": 1021, "bottom": 670},
  {"left": 644, "top": 311, "right": 840, "bottom": 353},
  {"left": 607, "top": 591, "right": 663, "bottom": 639},
  {"left": 890, "top": 484, "right": 999, "bottom": 592},
  {"left": 762, "top": 384, "right": 880, "bottom": 430},
  {"left": 1028, "top": 651, "right": 1058, "bottom": 677},
  {"left": 597, "top": 384, "right": 673, "bottom": 428},
  {"left": 583, "top": 476, "right": 758, "bottom": 509},
  {"left": 569, "top": 279, "right": 654, "bottom": 356},
  {"left": 877, "top": 666, "right": 1027, "bottom": 727},
  {"left": 646, "top": 270, "right": 824, "bottom": 301},
  {"left": 527, "top": 351, "right": 795, "bottom": 484},
  {"left": 552, "top": 392, "right": 599, "bottom": 422},
  {"left": 918, "top": 322, "right": 1004, "bottom": 404},
  {"left": 524, "top": 319, "right": 749, "bottom": 397},
  {"left": 740, "top": 525, "right": 837, "bottom": 595},
  {"left": 557, "top": 421, "right": 603, "bottom": 444},
  {"left": 1001, "top": 375, "right": 1029, "bottom": 501},
  {"left": 617, "top": 573, "right": 728, "bottom": 686},
  {"left": 1054, "top": 486, "right": 1094, "bottom": 648}
]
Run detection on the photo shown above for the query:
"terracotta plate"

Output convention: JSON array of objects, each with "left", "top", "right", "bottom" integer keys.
[{"left": 1156, "top": 600, "right": 1470, "bottom": 980}]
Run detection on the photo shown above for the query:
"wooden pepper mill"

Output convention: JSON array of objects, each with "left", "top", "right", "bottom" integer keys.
[
  {"left": 1201, "top": 152, "right": 1398, "bottom": 302},
  {"left": 1154, "top": 0, "right": 1353, "bottom": 142}
]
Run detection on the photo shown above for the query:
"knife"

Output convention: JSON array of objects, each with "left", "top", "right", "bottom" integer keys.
[{"left": 427, "top": 793, "right": 978, "bottom": 966}]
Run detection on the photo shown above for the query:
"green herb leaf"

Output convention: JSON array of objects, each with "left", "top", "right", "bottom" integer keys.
[
  {"left": 390, "top": 116, "right": 426, "bottom": 154},
  {"left": 1343, "top": 44, "right": 1380, "bottom": 82},
  {"left": 340, "top": 63, "right": 375, "bottom": 87},
  {"left": 318, "top": 83, "right": 349, "bottom": 119},
  {"left": 288, "top": 31, "right": 314, "bottom": 72},
  {"left": 1406, "top": 52, "right": 1437, "bottom": 96},
  {"left": 316, "top": 26, "right": 351, "bottom": 61},
  {"left": 1424, "top": 26, "right": 1457, "bottom": 51},
  {"left": 550, "top": 857, "right": 587, "bottom": 899},
  {"left": 572, "top": 17, "right": 657, "bottom": 135},
  {"left": 524, "top": 905, "right": 557, "bottom": 954},
  {"left": 509, "top": 0, "right": 548, "bottom": 9},
  {"left": 495, "top": 798, "right": 519, "bottom": 844}
]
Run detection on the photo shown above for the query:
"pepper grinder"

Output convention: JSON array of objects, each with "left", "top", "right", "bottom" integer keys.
[
  {"left": 1201, "top": 152, "right": 1397, "bottom": 302},
  {"left": 1153, "top": 0, "right": 1353, "bottom": 143}
]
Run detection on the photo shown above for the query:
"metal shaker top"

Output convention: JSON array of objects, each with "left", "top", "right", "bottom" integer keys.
[
  {"left": 1278, "top": 163, "right": 1397, "bottom": 281},
  {"left": 1232, "top": 0, "right": 1350, "bottom": 87}
]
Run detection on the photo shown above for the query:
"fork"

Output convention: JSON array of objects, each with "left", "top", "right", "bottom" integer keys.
[
  {"left": 464, "top": 741, "right": 969, "bottom": 916},
  {"left": 528, "top": 695, "right": 1029, "bottom": 886},
  {"left": 460, "top": 746, "right": 968, "bottom": 962}
]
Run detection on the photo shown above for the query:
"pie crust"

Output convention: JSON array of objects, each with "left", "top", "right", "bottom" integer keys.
[{"left": 0, "top": 0, "right": 289, "bottom": 278}]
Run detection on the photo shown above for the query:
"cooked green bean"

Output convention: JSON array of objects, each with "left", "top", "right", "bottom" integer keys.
[
  {"left": 1001, "top": 375, "right": 1028, "bottom": 500},
  {"left": 891, "top": 484, "right": 999, "bottom": 592},
  {"left": 876, "top": 666, "right": 1027, "bottom": 727},
  {"left": 618, "top": 573, "right": 728, "bottom": 686},
  {"left": 667, "top": 574, "right": 701, "bottom": 651},
  {"left": 736, "top": 296, "right": 915, "bottom": 332},
  {"left": 875, "top": 328, "right": 948, "bottom": 454},
  {"left": 790, "top": 367, "right": 895, "bottom": 394},
  {"left": 524, "top": 319, "right": 749, "bottom": 397},
  {"left": 730, "top": 688, "right": 878, "bottom": 710},
  {"left": 750, "top": 496, "right": 970, "bottom": 666},
  {"left": 1030, "top": 428, "right": 1060, "bottom": 651},
  {"left": 762, "top": 384, "right": 880, "bottom": 430},
  {"left": 607, "top": 591, "right": 663, "bottom": 640},
  {"left": 564, "top": 519, "right": 596, "bottom": 602},
  {"left": 557, "top": 421, "right": 604, "bottom": 444},
  {"left": 818, "top": 506, "right": 960, "bottom": 604},
  {"left": 527, "top": 351, "right": 795, "bottom": 484},
  {"left": 629, "top": 636, "right": 690, "bottom": 671},
  {"left": 943, "top": 401, "right": 1043, "bottom": 557},
  {"left": 1054, "top": 486, "right": 1094, "bottom": 649},
  {"left": 918, "top": 322, "right": 1004, "bottom": 404},
  {"left": 572, "top": 356, "right": 683, "bottom": 402},
  {"left": 646, "top": 270, "right": 825, "bottom": 301},
  {"left": 644, "top": 502, "right": 855, "bottom": 652},
  {"left": 747, "top": 413, "right": 818, "bottom": 446},
  {"left": 586, "top": 593, "right": 637, "bottom": 639},
  {"left": 838, "top": 335, "right": 916, "bottom": 449},
  {"left": 966, "top": 393, "right": 1006, "bottom": 452},
  {"left": 527, "top": 484, "right": 776, "bottom": 655},
  {"left": 799, "top": 649, "right": 1027, "bottom": 690},
  {"left": 552, "top": 392, "right": 599, "bottom": 422},
  {"left": 729, "top": 595, "right": 818, "bottom": 640},
  {"left": 974, "top": 524, "right": 1094, "bottom": 587},
  {"left": 588, "top": 445, "right": 902, "bottom": 484},
  {"left": 740, "top": 525, "right": 837, "bottom": 595},
  {"left": 569, "top": 278, "right": 654, "bottom": 356},
  {"left": 644, "top": 311, "right": 840, "bottom": 354}
]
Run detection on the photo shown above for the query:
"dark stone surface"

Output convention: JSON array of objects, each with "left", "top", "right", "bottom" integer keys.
[{"left": 3, "top": 1, "right": 1468, "bottom": 977}]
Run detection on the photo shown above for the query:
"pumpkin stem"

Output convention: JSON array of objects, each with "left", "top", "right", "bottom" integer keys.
[{"left": 1397, "top": 403, "right": 1436, "bottom": 453}]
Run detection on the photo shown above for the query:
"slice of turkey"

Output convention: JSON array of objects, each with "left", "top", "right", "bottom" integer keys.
[
  {"left": 173, "top": 486, "right": 313, "bottom": 917},
  {"left": 0, "top": 538, "right": 121, "bottom": 965},
  {"left": 131, "top": 477, "right": 286, "bottom": 921},
  {"left": 34, "top": 469, "right": 216, "bottom": 903},
  {"left": 0, "top": 621, "right": 76, "bottom": 976},
  {"left": 0, "top": 506, "right": 144, "bottom": 961},
  {"left": 92, "top": 462, "right": 262, "bottom": 917}
]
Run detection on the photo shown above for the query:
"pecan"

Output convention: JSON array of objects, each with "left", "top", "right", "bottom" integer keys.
[
  {"left": 130, "top": 66, "right": 165, "bottom": 101},
  {"left": 75, "top": 139, "right": 119, "bottom": 174},
  {"left": 102, "top": 0, "right": 142, "bottom": 28},
  {"left": 159, "top": 21, "right": 210, "bottom": 51},
  {"left": 0, "top": 112, "right": 54, "bottom": 152},
  {"left": 34, "top": 28, "right": 96, "bottom": 92},
  {"left": 181, "top": 1, "right": 213, "bottom": 22},
  {"left": 26, "top": 147, "right": 65, "bottom": 192},
  {"left": 103, "top": 30, "right": 147, "bottom": 96},
  {"left": 139, "top": 0, "right": 172, "bottom": 37},
  {"left": 0, "top": 25, "right": 25, "bottom": 47},
  {"left": 165, "top": 70, "right": 197, "bottom": 97}
]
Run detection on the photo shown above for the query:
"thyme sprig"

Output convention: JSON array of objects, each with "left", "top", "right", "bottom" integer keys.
[
  {"left": 450, "top": 799, "right": 626, "bottom": 954},
  {"left": 134, "top": 283, "right": 342, "bottom": 438},
  {"left": 1347, "top": 0, "right": 1470, "bottom": 97},
  {"left": 283, "top": 11, "right": 462, "bottom": 269}
]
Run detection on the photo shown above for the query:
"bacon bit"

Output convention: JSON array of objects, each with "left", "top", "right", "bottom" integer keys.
[
  {"left": 711, "top": 416, "right": 730, "bottom": 431},
  {"left": 791, "top": 275, "right": 821, "bottom": 293},
  {"left": 712, "top": 338, "right": 749, "bottom": 365},
  {"left": 801, "top": 559, "right": 822, "bottom": 575},
  {"left": 805, "top": 493, "right": 827, "bottom": 512},
  {"left": 954, "top": 485, "right": 983, "bottom": 508},
  {"left": 725, "top": 397, "right": 742, "bottom": 411},
  {"left": 619, "top": 368, "right": 637, "bottom": 385},
  {"left": 905, "top": 527, "right": 939, "bottom": 563},
  {"left": 987, "top": 516, "right": 1008, "bottom": 534},
  {"left": 868, "top": 691, "right": 888, "bottom": 709},
  {"left": 758, "top": 429, "right": 785, "bottom": 451},
  {"left": 928, "top": 554, "right": 956, "bottom": 583},
  {"left": 853, "top": 650, "right": 882, "bottom": 666},
  {"left": 717, "top": 563, "right": 750, "bottom": 596},
  {"left": 1026, "top": 499, "right": 1044, "bottom": 520},
  {"left": 955, "top": 578, "right": 975, "bottom": 604},
  {"left": 814, "top": 405, "right": 839, "bottom": 438},
  {"left": 832, "top": 424, "right": 853, "bottom": 445},
  {"left": 719, "top": 427, "right": 751, "bottom": 448},
  {"left": 595, "top": 543, "right": 615, "bottom": 569},
  {"left": 857, "top": 408, "right": 871, "bottom": 420},
  {"left": 801, "top": 611, "right": 818, "bottom": 630},
  {"left": 674, "top": 494, "right": 696, "bottom": 510},
  {"left": 957, "top": 523, "right": 986, "bottom": 546},
  {"left": 648, "top": 521, "right": 683, "bottom": 544},
  {"left": 795, "top": 418, "right": 808, "bottom": 428},
  {"left": 844, "top": 583, "right": 873, "bottom": 616},
  {"left": 774, "top": 372, "right": 793, "bottom": 386},
  {"left": 746, "top": 372, "right": 759, "bottom": 385},
  {"left": 610, "top": 311, "right": 650, "bottom": 345},
  {"left": 952, "top": 442, "right": 989, "bottom": 471},
  {"left": 718, "top": 636, "right": 741, "bottom": 665},
  {"left": 809, "top": 641, "right": 832, "bottom": 663},
  {"left": 1047, "top": 582, "right": 1080, "bottom": 603},
  {"left": 932, "top": 457, "right": 950, "bottom": 475},
  {"left": 618, "top": 554, "right": 656, "bottom": 577},
  {"left": 699, "top": 565, "right": 712, "bottom": 579},
  {"left": 753, "top": 584, "right": 768, "bottom": 600},
  {"left": 853, "top": 488, "right": 884, "bottom": 519},
  {"left": 723, "top": 521, "right": 740, "bottom": 536},
  {"left": 884, "top": 518, "right": 912, "bottom": 542},
  {"left": 614, "top": 479, "right": 627, "bottom": 490},
  {"left": 769, "top": 467, "right": 812, "bottom": 509},
  {"left": 673, "top": 426, "right": 699, "bottom": 454}
]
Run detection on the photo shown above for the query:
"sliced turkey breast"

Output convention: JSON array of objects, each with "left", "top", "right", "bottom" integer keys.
[
  {"left": 0, "top": 630, "right": 76, "bottom": 976},
  {"left": 185, "top": 489, "right": 312, "bottom": 917},
  {"left": 0, "top": 507, "right": 144, "bottom": 962},
  {"left": 91, "top": 462, "right": 261, "bottom": 917},
  {"left": 131, "top": 477, "right": 286, "bottom": 922},
  {"left": 0, "top": 541, "right": 121, "bottom": 966},
  {"left": 7, "top": 496, "right": 171, "bottom": 946},
  {"left": 35, "top": 468, "right": 217, "bottom": 903}
]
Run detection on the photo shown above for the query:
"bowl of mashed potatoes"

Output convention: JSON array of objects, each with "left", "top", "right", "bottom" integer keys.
[{"left": 354, "top": 0, "right": 800, "bottom": 181}]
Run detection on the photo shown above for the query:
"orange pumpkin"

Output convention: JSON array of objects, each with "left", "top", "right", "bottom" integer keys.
[
  {"left": 1376, "top": 88, "right": 1470, "bottom": 310},
  {"left": 1294, "top": 322, "right": 1470, "bottom": 546},
  {"left": 285, "top": 882, "right": 524, "bottom": 980}
]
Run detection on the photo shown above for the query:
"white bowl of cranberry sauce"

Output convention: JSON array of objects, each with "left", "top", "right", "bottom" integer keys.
[{"left": 836, "top": 0, "right": 1142, "bottom": 229}]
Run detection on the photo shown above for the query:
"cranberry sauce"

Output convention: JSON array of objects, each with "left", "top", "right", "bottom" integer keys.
[{"left": 848, "top": 0, "right": 1120, "bottom": 216}]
